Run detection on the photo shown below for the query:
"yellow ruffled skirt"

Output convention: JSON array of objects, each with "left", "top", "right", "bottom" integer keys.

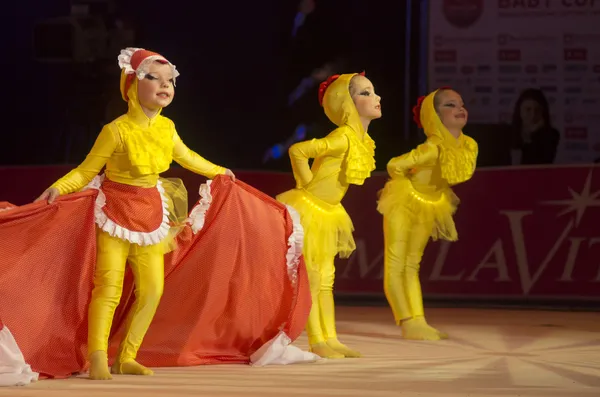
[
  {"left": 276, "top": 188, "right": 355, "bottom": 265},
  {"left": 377, "top": 176, "right": 459, "bottom": 241},
  {"left": 158, "top": 177, "right": 190, "bottom": 253}
]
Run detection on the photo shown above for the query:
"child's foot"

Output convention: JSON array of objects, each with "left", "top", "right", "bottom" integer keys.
[
  {"left": 419, "top": 317, "right": 449, "bottom": 339},
  {"left": 111, "top": 360, "right": 154, "bottom": 376},
  {"left": 326, "top": 338, "right": 361, "bottom": 358},
  {"left": 309, "top": 342, "right": 345, "bottom": 359},
  {"left": 88, "top": 350, "right": 112, "bottom": 380},
  {"left": 436, "top": 328, "right": 449, "bottom": 339},
  {"left": 401, "top": 317, "right": 442, "bottom": 341}
]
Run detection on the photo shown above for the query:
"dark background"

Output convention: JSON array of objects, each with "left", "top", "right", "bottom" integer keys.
[{"left": 5, "top": 0, "right": 420, "bottom": 172}]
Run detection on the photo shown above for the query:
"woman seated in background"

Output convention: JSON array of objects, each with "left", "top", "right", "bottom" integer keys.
[{"left": 510, "top": 88, "right": 560, "bottom": 165}]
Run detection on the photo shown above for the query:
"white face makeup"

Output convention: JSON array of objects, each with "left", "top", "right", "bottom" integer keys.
[{"left": 350, "top": 75, "right": 382, "bottom": 121}]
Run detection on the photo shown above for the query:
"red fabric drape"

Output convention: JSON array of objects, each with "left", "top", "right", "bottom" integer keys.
[{"left": 0, "top": 176, "right": 310, "bottom": 378}]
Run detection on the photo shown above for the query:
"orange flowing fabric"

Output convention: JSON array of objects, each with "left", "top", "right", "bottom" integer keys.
[{"left": 0, "top": 176, "right": 310, "bottom": 378}]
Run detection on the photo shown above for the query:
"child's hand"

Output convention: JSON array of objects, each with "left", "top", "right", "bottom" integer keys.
[
  {"left": 224, "top": 169, "right": 236, "bottom": 182},
  {"left": 35, "top": 187, "right": 60, "bottom": 204}
]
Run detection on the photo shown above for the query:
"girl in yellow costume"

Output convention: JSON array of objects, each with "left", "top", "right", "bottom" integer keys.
[
  {"left": 377, "top": 88, "right": 478, "bottom": 340},
  {"left": 277, "top": 73, "right": 381, "bottom": 358},
  {"left": 35, "top": 48, "right": 234, "bottom": 380}
]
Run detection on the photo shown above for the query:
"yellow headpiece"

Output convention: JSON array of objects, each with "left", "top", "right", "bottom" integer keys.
[{"left": 415, "top": 88, "right": 478, "bottom": 185}]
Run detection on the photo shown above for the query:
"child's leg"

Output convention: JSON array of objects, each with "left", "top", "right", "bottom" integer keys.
[
  {"left": 111, "top": 242, "right": 164, "bottom": 376},
  {"left": 319, "top": 256, "right": 361, "bottom": 358},
  {"left": 88, "top": 230, "right": 130, "bottom": 380},
  {"left": 401, "top": 220, "right": 447, "bottom": 340},
  {"left": 383, "top": 215, "right": 413, "bottom": 324},
  {"left": 306, "top": 262, "right": 344, "bottom": 359}
]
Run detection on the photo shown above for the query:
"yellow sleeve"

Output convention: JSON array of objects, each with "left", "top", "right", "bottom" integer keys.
[
  {"left": 387, "top": 142, "right": 438, "bottom": 179},
  {"left": 51, "top": 125, "right": 118, "bottom": 195},
  {"left": 172, "top": 130, "right": 226, "bottom": 179},
  {"left": 288, "top": 134, "right": 348, "bottom": 188}
]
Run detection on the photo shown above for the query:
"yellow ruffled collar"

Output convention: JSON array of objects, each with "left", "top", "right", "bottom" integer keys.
[
  {"left": 342, "top": 129, "right": 376, "bottom": 186},
  {"left": 420, "top": 90, "right": 478, "bottom": 185},
  {"left": 321, "top": 73, "right": 376, "bottom": 185}
]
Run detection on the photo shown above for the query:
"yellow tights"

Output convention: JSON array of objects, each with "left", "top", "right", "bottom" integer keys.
[
  {"left": 383, "top": 216, "right": 448, "bottom": 340},
  {"left": 305, "top": 256, "right": 360, "bottom": 359},
  {"left": 88, "top": 230, "right": 164, "bottom": 380}
]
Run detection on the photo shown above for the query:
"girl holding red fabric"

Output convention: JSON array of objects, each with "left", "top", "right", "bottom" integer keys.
[{"left": 35, "top": 48, "right": 235, "bottom": 380}]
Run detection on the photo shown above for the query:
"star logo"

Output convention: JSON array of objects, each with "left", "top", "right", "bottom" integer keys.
[{"left": 542, "top": 169, "right": 600, "bottom": 227}]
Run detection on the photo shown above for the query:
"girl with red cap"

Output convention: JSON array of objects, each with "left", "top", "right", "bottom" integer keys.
[{"left": 36, "top": 47, "right": 235, "bottom": 380}]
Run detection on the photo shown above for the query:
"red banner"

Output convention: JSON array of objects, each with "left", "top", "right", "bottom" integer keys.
[{"left": 1, "top": 164, "right": 599, "bottom": 300}]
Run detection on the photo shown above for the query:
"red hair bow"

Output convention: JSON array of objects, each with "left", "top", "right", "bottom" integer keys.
[
  {"left": 317, "top": 71, "right": 366, "bottom": 106},
  {"left": 412, "top": 86, "right": 452, "bottom": 128},
  {"left": 318, "top": 74, "right": 340, "bottom": 106},
  {"left": 412, "top": 95, "right": 426, "bottom": 129}
]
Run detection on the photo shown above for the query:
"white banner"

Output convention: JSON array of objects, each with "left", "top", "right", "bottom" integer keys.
[{"left": 428, "top": 0, "right": 600, "bottom": 164}]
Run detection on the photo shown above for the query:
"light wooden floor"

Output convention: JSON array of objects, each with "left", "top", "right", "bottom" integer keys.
[{"left": 2, "top": 307, "right": 600, "bottom": 397}]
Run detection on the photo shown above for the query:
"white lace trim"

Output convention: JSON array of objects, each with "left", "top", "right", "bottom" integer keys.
[
  {"left": 82, "top": 175, "right": 170, "bottom": 246},
  {"left": 186, "top": 180, "right": 213, "bottom": 234},
  {"left": 284, "top": 205, "right": 304, "bottom": 287},
  {"left": 136, "top": 55, "right": 180, "bottom": 84},
  {"left": 0, "top": 325, "right": 39, "bottom": 386},
  {"left": 117, "top": 47, "right": 180, "bottom": 85},
  {"left": 117, "top": 47, "right": 142, "bottom": 74}
]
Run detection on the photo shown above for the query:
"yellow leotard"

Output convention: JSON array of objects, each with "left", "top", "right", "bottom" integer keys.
[
  {"left": 377, "top": 89, "right": 478, "bottom": 340},
  {"left": 277, "top": 73, "right": 375, "bottom": 358}
]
